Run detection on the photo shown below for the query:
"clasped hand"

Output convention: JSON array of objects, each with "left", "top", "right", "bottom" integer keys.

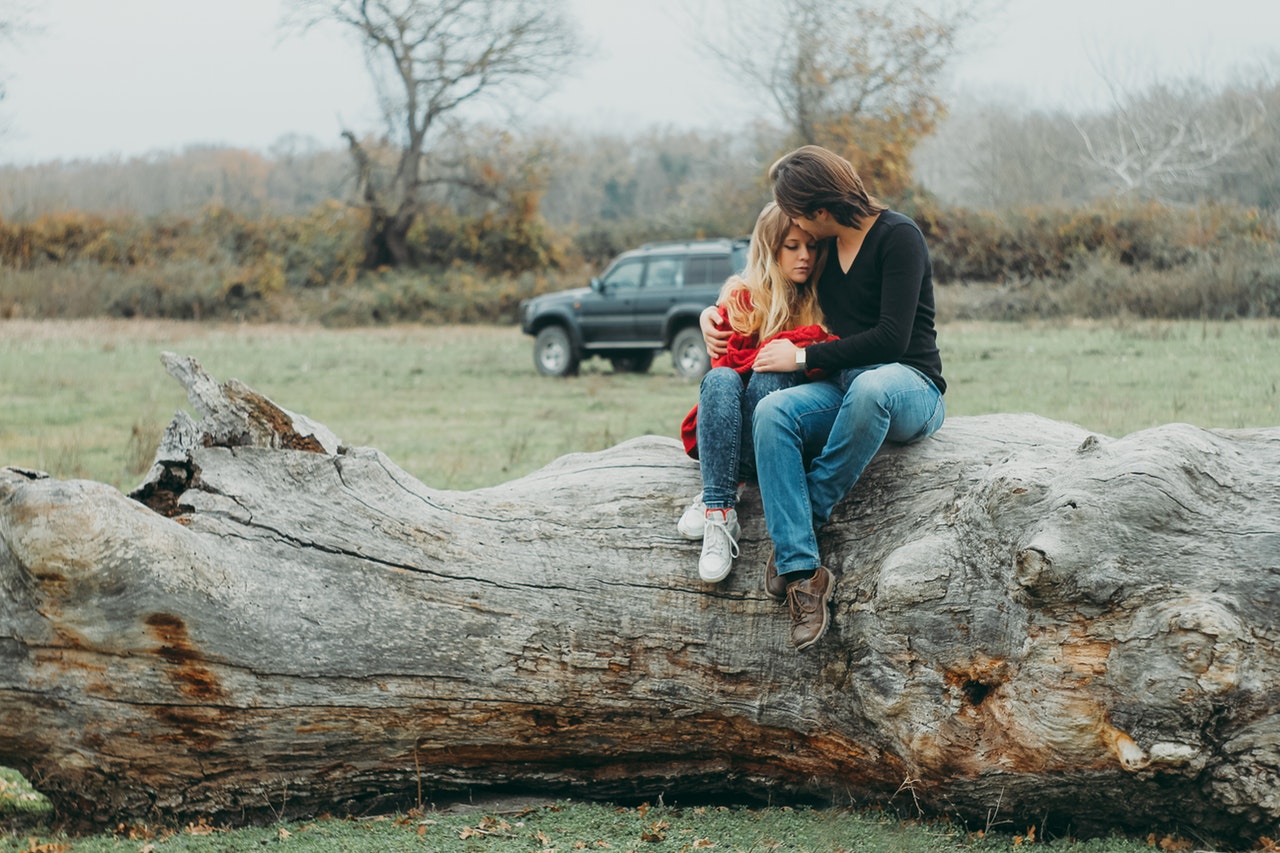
[{"left": 699, "top": 306, "right": 799, "bottom": 373}]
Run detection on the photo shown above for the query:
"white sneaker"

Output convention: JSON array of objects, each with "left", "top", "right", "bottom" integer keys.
[
  {"left": 698, "top": 508, "right": 741, "bottom": 583},
  {"left": 677, "top": 496, "right": 707, "bottom": 539}
]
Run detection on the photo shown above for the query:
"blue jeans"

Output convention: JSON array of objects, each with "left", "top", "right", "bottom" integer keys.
[
  {"left": 696, "top": 367, "right": 800, "bottom": 509},
  {"left": 752, "top": 363, "right": 945, "bottom": 575}
]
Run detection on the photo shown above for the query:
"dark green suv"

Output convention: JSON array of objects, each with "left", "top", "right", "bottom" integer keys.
[{"left": 519, "top": 238, "right": 748, "bottom": 379}]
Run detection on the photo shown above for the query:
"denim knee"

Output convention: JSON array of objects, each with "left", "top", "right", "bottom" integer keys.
[
  {"left": 752, "top": 392, "right": 791, "bottom": 440},
  {"left": 846, "top": 369, "right": 896, "bottom": 405},
  {"left": 701, "top": 367, "right": 740, "bottom": 393}
]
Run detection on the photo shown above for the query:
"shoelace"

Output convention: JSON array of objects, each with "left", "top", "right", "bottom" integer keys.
[
  {"left": 702, "top": 513, "right": 740, "bottom": 560},
  {"left": 786, "top": 583, "right": 819, "bottom": 614}
]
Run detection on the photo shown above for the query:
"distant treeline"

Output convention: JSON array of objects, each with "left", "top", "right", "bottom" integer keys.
[
  {"left": 2, "top": 77, "right": 1278, "bottom": 324},
  {"left": 4, "top": 74, "right": 1279, "bottom": 224}
]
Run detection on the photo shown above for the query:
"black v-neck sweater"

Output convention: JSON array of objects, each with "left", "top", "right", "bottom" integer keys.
[{"left": 803, "top": 210, "right": 946, "bottom": 394}]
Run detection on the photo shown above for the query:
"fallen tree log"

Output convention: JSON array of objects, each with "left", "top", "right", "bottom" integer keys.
[{"left": 2, "top": 353, "right": 1278, "bottom": 842}]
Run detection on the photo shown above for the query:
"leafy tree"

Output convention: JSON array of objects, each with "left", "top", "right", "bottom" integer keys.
[
  {"left": 700, "top": 0, "right": 985, "bottom": 198},
  {"left": 288, "top": 0, "right": 582, "bottom": 268}
]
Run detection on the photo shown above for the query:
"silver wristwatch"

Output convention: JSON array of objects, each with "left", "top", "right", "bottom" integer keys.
[{"left": 794, "top": 348, "right": 807, "bottom": 368}]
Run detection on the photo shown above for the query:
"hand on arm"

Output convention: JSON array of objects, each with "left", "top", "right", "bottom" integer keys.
[
  {"left": 752, "top": 338, "right": 800, "bottom": 373},
  {"left": 701, "top": 305, "right": 730, "bottom": 358}
]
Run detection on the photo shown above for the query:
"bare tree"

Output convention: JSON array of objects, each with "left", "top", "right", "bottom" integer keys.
[
  {"left": 918, "top": 60, "right": 1280, "bottom": 211},
  {"left": 288, "top": 0, "right": 582, "bottom": 268},
  {"left": 0, "top": 1, "right": 35, "bottom": 118},
  {"left": 1214, "top": 72, "right": 1280, "bottom": 209},
  {"left": 1073, "top": 69, "right": 1266, "bottom": 203},
  {"left": 698, "top": 0, "right": 986, "bottom": 195},
  {"left": 915, "top": 97, "right": 1098, "bottom": 210}
]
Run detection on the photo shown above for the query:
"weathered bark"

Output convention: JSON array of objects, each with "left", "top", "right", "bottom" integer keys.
[{"left": 2, "top": 354, "right": 1278, "bottom": 841}]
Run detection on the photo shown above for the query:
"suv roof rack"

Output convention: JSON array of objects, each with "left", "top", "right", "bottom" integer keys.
[{"left": 635, "top": 237, "right": 740, "bottom": 250}]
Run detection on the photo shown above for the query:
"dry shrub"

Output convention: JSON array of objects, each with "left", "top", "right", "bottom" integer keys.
[
  {"left": 3, "top": 198, "right": 1277, "bottom": 323},
  {"left": 315, "top": 265, "right": 578, "bottom": 327},
  {"left": 924, "top": 200, "right": 1278, "bottom": 285},
  {"left": 1056, "top": 240, "right": 1280, "bottom": 320}
]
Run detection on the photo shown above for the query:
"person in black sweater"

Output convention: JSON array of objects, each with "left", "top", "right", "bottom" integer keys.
[{"left": 703, "top": 145, "right": 946, "bottom": 650}]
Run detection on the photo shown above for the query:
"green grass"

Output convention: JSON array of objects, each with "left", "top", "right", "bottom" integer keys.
[
  {"left": 1, "top": 317, "right": 1278, "bottom": 494},
  {"left": 0, "top": 768, "right": 51, "bottom": 823},
  {"left": 942, "top": 317, "right": 1280, "bottom": 435},
  {"left": 0, "top": 319, "right": 702, "bottom": 492},
  {"left": 2, "top": 316, "right": 1276, "bottom": 852},
  {"left": 0, "top": 800, "right": 1166, "bottom": 852}
]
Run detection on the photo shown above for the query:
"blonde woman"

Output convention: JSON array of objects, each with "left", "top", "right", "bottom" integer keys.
[{"left": 678, "top": 202, "right": 834, "bottom": 583}]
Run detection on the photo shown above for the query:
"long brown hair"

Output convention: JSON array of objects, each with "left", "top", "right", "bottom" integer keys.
[
  {"left": 769, "top": 145, "right": 887, "bottom": 229},
  {"left": 721, "top": 202, "right": 826, "bottom": 341}
]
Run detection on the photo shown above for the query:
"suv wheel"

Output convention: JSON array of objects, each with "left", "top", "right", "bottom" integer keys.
[
  {"left": 609, "top": 350, "right": 655, "bottom": 374},
  {"left": 534, "top": 325, "right": 580, "bottom": 377},
  {"left": 671, "top": 327, "right": 711, "bottom": 380}
]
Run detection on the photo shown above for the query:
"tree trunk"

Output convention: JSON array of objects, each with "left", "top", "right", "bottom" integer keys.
[
  {"left": 342, "top": 130, "right": 413, "bottom": 270},
  {"left": 2, "top": 354, "right": 1278, "bottom": 843}
]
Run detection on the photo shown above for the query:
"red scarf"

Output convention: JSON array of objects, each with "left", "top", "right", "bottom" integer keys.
[{"left": 680, "top": 305, "right": 835, "bottom": 458}]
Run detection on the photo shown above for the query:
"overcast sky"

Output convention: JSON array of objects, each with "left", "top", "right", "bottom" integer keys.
[{"left": 0, "top": 0, "right": 1276, "bottom": 165}]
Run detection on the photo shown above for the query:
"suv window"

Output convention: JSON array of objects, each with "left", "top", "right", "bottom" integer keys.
[
  {"left": 645, "top": 257, "right": 682, "bottom": 289},
  {"left": 602, "top": 259, "right": 644, "bottom": 289},
  {"left": 685, "top": 255, "right": 734, "bottom": 287}
]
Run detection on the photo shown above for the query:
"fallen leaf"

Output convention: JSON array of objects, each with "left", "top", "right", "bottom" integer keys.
[
  {"left": 693, "top": 839, "right": 716, "bottom": 848},
  {"left": 185, "top": 818, "right": 215, "bottom": 836},
  {"left": 117, "top": 823, "right": 155, "bottom": 841},
  {"left": 21, "top": 842, "right": 70, "bottom": 853},
  {"left": 640, "top": 822, "right": 667, "bottom": 843}
]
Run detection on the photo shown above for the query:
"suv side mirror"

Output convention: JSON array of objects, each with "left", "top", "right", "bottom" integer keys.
[{"left": 589, "top": 277, "right": 604, "bottom": 292}]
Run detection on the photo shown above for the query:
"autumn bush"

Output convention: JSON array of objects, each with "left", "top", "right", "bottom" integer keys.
[
  {"left": 0, "top": 203, "right": 571, "bottom": 322},
  {"left": 2, "top": 199, "right": 1278, "bottom": 324},
  {"left": 923, "top": 201, "right": 1278, "bottom": 282}
]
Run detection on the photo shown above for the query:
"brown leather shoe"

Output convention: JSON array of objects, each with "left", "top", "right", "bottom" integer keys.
[
  {"left": 764, "top": 547, "right": 787, "bottom": 601},
  {"left": 786, "top": 567, "right": 835, "bottom": 650}
]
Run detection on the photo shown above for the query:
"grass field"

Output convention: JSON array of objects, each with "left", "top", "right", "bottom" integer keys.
[
  {"left": 2, "top": 316, "right": 1277, "bottom": 852},
  {"left": 1, "top": 317, "right": 1277, "bottom": 493},
  {"left": 0, "top": 799, "right": 1168, "bottom": 853}
]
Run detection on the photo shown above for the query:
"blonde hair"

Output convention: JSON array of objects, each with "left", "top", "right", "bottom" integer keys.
[{"left": 721, "top": 202, "right": 826, "bottom": 340}]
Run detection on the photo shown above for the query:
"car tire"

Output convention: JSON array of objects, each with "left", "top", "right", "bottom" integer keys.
[
  {"left": 671, "top": 327, "right": 711, "bottom": 380},
  {"left": 533, "top": 325, "right": 580, "bottom": 377},
  {"left": 609, "top": 350, "right": 656, "bottom": 374}
]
